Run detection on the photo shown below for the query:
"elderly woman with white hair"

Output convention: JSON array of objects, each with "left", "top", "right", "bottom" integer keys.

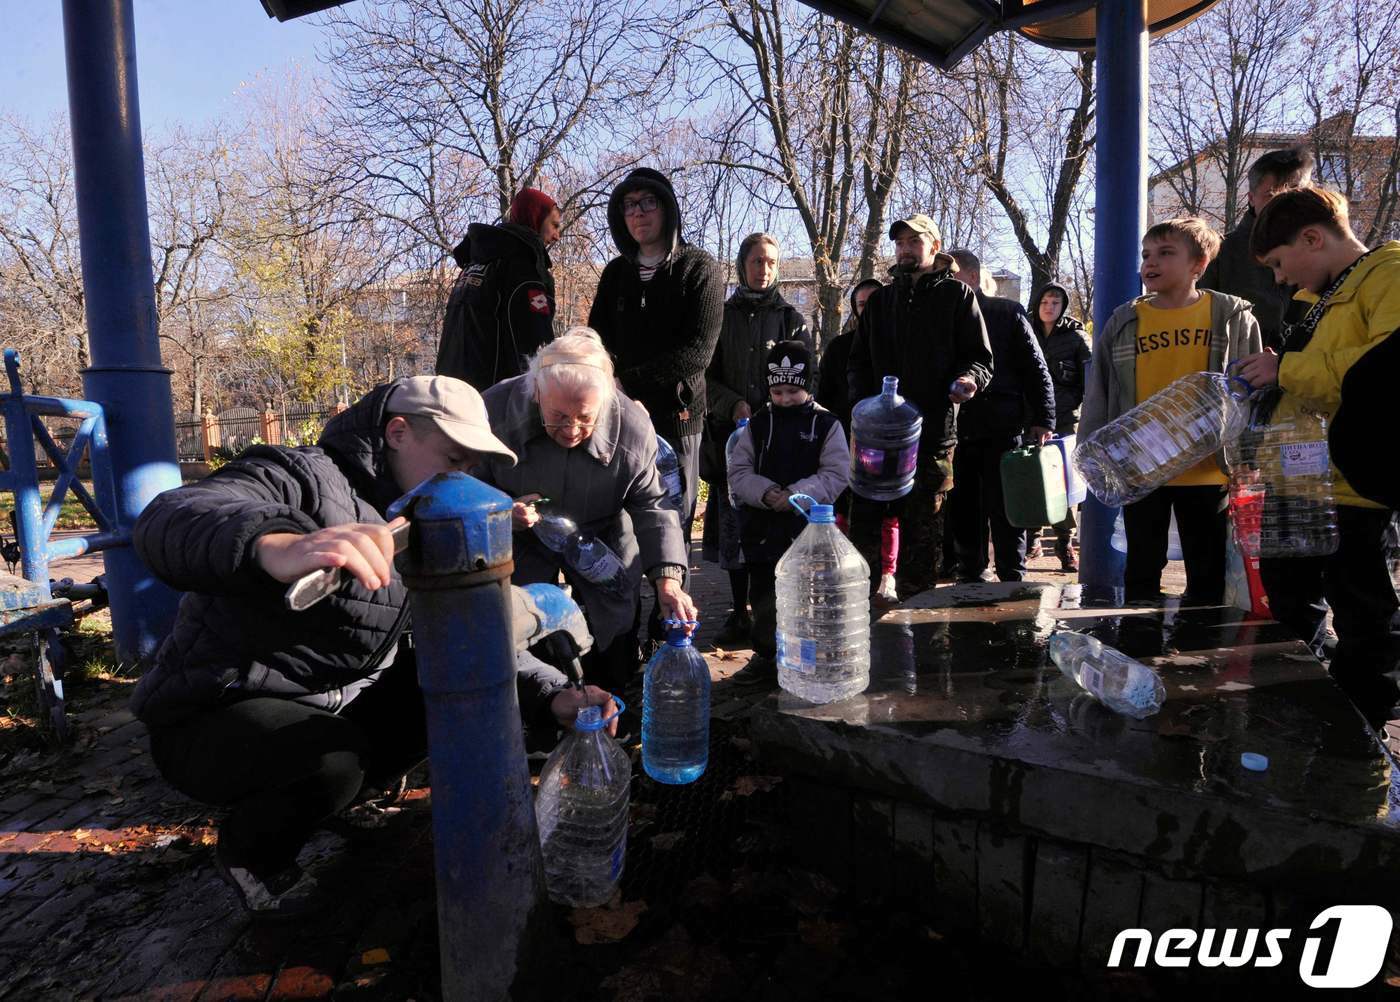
[{"left": 479, "top": 328, "right": 698, "bottom": 691}]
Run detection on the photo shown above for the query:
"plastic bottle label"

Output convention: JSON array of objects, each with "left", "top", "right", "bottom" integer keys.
[
  {"left": 776, "top": 635, "right": 817, "bottom": 674},
  {"left": 1279, "top": 441, "right": 1328, "bottom": 477},
  {"left": 1080, "top": 664, "right": 1105, "bottom": 698},
  {"left": 856, "top": 443, "right": 917, "bottom": 478}
]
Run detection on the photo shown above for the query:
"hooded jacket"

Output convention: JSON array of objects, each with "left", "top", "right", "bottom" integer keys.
[
  {"left": 436, "top": 221, "right": 555, "bottom": 390},
  {"left": 587, "top": 168, "right": 725, "bottom": 439},
  {"left": 847, "top": 265, "right": 994, "bottom": 455},
  {"left": 1078, "top": 291, "right": 1263, "bottom": 441},
  {"left": 130, "top": 382, "right": 568, "bottom": 727},
  {"left": 1029, "top": 283, "right": 1092, "bottom": 434},
  {"left": 1200, "top": 207, "right": 1295, "bottom": 350},
  {"left": 957, "top": 291, "right": 1056, "bottom": 441},
  {"left": 1273, "top": 241, "right": 1400, "bottom": 509},
  {"left": 479, "top": 374, "right": 689, "bottom": 648}
]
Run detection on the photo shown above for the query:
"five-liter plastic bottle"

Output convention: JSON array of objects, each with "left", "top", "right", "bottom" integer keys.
[
  {"left": 642, "top": 620, "right": 710, "bottom": 784},
  {"left": 724, "top": 418, "right": 749, "bottom": 509},
  {"left": 535, "top": 700, "right": 632, "bottom": 907},
  {"left": 849, "top": 376, "right": 923, "bottom": 501},
  {"left": 775, "top": 496, "right": 871, "bottom": 704},
  {"left": 1048, "top": 631, "right": 1165, "bottom": 719},
  {"left": 532, "top": 512, "right": 629, "bottom": 596},
  {"left": 1074, "top": 371, "right": 1251, "bottom": 507},
  {"left": 1223, "top": 407, "right": 1339, "bottom": 558},
  {"left": 655, "top": 435, "right": 685, "bottom": 513}
]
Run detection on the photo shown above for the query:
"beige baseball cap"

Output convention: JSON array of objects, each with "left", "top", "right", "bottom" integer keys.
[
  {"left": 889, "top": 214, "right": 942, "bottom": 243},
  {"left": 387, "top": 375, "right": 517, "bottom": 466}
]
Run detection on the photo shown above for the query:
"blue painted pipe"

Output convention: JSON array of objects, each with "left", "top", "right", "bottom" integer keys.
[
  {"left": 389, "top": 473, "right": 547, "bottom": 1002},
  {"left": 61, "top": 0, "right": 181, "bottom": 661},
  {"left": 1079, "top": 0, "right": 1146, "bottom": 606}
]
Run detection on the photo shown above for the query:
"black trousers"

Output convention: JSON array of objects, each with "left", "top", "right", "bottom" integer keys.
[
  {"left": 950, "top": 436, "right": 1026, "bottom": 582},
  {"left": 851, "top": 453, "right": 954, "bottom": 599},
  {"left": 748, "top": 561, "right": 778, "bottom": 659},
  {"left": 1122, "top": 484, "right": 1227, "bottom": 603},
  {"left": 1260, "top": 505, "right": 1400, "bottom": 723},
  {"left": 148, "top": 655, "right": 428, "bottom": 877}
]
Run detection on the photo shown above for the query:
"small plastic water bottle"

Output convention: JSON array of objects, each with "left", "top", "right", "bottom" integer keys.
[
  {"left": 776, "top": 495, "right": 871, "bottom": 704},
  {"left": 535, "top": 698, "right": 631, "bottom": 907},
  {"left": 1048, "top": 632, "right": 1165, "bottom": 719},
  {"left": 724, "top": 418, "right": 749, "bottom": 509},
  {"left": 1075, "top": 372, "right": 1250, "bottom": 506},
  {"left": 533, "top": 513, "right": 629, "bottom": 595},
  {"left": 849, "top": 376, "right": 923, "bottom": 501},
  {"left": 655, "top": 435, "right": 685, "bottom": 513},
  {"left": 642, "top": 620, "right": 710, "bottom": 785}
]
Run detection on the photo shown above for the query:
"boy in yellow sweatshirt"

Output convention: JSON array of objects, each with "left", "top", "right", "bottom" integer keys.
[{"left": 1237, "top": 186, "right": 1400, "bottom": 727}]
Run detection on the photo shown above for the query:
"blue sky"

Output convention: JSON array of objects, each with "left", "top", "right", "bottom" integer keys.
[{"left": 0, "top": 0, "right": 327, "bottom": 129}]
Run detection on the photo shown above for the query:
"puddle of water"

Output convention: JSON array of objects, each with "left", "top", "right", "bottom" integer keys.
[{"left": 778, "top": 585, "right": 1396, "bottom": 830}]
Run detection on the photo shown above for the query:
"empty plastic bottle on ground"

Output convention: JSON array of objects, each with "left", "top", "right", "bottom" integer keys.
[
  {"left": 655, "top": 435, "right": 685, "bottom": 513},
  {"left": 1048, "top": 632, "right": 1165, "bottom": 719},
  {"left": 776, "top": 497, "right": 871, "bottom": 704},
  {"left": 1223, "top": 407, "right": 1339, "bottom": 558},
  {"left": 535, "top": 701, "right": 631, "bottom": 907},
  {"left": 642, "top": 620, "right": 710, "bottom": 784},
  {"left": 724, "top": 418, "right": 749, "bottom": 508},
  {"left": 849, "top": 376, "right": 922, "bottom": 501},
  {"left": 532, "top": 513, "right": 630, "bottom": 596},
  {"left": 1074, "top": 372, "right": 1250, "bottom": 507}
]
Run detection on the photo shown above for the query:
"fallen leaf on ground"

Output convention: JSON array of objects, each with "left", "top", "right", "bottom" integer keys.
[
  {"left": 361, "top": 948, "right": 390, "bottom": 966},
  {"left": 731, "top": 775, "right": 782, "bottom": 797},
  {"left": 569, "top": 897, "right": 647, "bottom": 944}
]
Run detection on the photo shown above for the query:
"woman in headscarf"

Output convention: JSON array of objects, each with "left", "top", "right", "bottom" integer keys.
[{"left": 701, "top": 233, "right": 810, "bottom": 648}]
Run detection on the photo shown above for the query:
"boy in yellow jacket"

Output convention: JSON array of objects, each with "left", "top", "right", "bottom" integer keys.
[{"left": 1237, "top": 186, "right": 1400, "bottom": 727}]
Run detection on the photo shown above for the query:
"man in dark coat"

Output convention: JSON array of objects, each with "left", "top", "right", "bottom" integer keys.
[
  {"left": 130, "top": 376, "right": 611, "bottom": 918},
  {"left": 1026, "top": 281, "right": 1091, "bottom": 569},
  {"left": 436, "top": 187, "right": 561, "bottom": 389},
  {"left": 945, "top": 251, "right": 1056, "bottom": 583},
  {"left": 1200, "top": 148, "right": 1313, "bottom": 350},
  {"left": 702, "top": 232, "right": 809, "bottom": 646},
  {"left": 847, "top": 214, "right": 993, "bottom": 598}
]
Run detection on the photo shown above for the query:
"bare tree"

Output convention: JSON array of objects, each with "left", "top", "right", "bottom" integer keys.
[
  {"left": 1299, "top": 0, "right": 1400, "bottom": 244},
  {"left": 951, "top": 35, "right": 1095, "bottom": 298},
  {"left": 1150, "top": 0, "right": 1313, "bottom": 229}
]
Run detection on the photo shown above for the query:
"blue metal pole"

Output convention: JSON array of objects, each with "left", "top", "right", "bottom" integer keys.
[
  {"left": 61, "top": 0, "right": 181, "bottom": 661},
  {"left": 390, "top": 474, "right": 548, "bottom": 1002},
  {"left": 1078, "top": 0, "right": 1147, "bottom": 605}
]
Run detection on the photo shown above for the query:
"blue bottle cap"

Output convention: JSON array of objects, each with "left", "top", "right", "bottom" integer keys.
[
  {"left": 574, "top": 706, "right": 605, "bottom": 731},
  {"left": 807, "top": 504, "right": 835, "bottom": 523},
  {"left": 663, "top": 618, "right": 696, "bottom": 646},
  {"left": 1240, "top": 752, "right": 1269, "bottom": 772}
]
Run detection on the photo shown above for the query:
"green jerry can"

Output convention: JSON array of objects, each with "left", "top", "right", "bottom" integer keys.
[{"left": 1000, "top": 444, "right": 1068, "bottom": 528}]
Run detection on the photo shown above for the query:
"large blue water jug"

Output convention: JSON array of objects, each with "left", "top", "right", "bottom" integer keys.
[
  {"left": 535, "top": 698, "right": 631, "bottom": 906},
  {"left": 642, "top": 620, "right": 710, "bottom": 784},
  {"left": 849, "top": 376, "right": 922, "bottom": 501},
  {"left": 724, "top": 417, "right": 749, "bottom": 508},
  {"left": 656, "top": 435, "right": 685, "bottom": 513}
]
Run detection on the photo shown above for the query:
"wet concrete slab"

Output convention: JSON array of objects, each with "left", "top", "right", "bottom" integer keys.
[{"left": 750, "top": 582, "right": 1400, "bottom": 901}]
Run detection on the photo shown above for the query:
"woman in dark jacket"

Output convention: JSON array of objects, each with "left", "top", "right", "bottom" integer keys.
[
  {"left": 436, "top": 187, "right": 561, "bottom": 390},
  {"left": 1026, "top": 282, "right": 1092, "bottom": 569},
  {"left": 815, "top": 278, "right": 882, "bottom": 435},
  {"left": 701, "top": 233, "right": 809, "bottom": 646},
  {"left": 482, "top": 329, "right": 697, "bottom": 691}
]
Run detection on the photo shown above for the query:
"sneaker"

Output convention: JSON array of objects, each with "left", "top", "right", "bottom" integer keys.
[
  {"left": 729, "top": 654, "right": 777, "bottom": 690},
  {"left": 1026, "top": 543, "right": 1044, "bottom": 560},
  {"left": 216, "top": 850, "right": 325, "bottom": 919},
  {"left": 1058, "top": 551, "right": 1079, "bottom": 573},
  {"left": 713, "top": 610, "right": 753, "bottom": 648}
]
